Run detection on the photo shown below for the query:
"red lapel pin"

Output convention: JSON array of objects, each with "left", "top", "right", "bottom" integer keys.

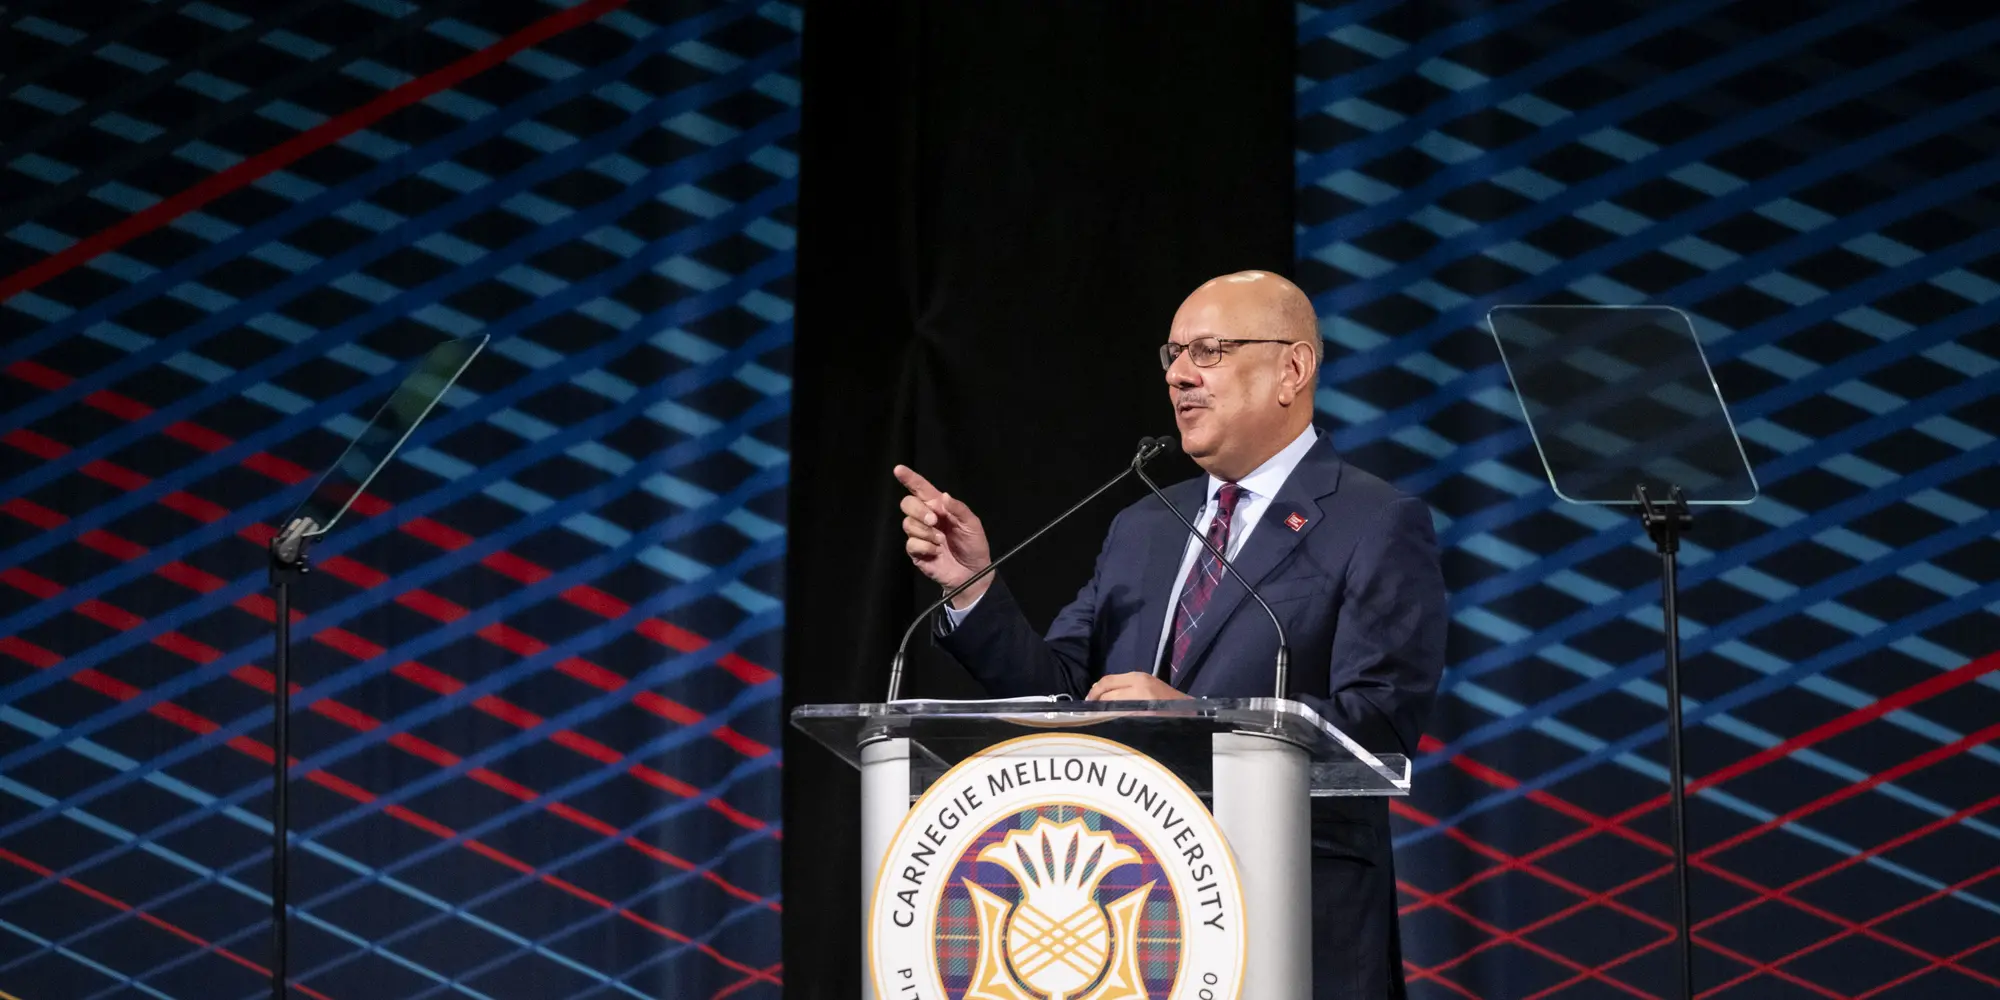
[{"left": 1284, "top": 511, "right": 1308, "bottom": 532}]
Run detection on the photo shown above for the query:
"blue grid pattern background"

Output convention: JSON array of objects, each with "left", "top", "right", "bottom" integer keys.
[
  {"left": 1296, "top": 2, "right": 2000, "bottom": 997},
  {"left": 0, "top": 1, "right": 794, "bottom": 997}
]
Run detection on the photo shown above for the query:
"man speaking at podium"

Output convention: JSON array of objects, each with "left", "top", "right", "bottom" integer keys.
[{"left": 894, "top": 271, "right": 1447, "bottom": 1000}]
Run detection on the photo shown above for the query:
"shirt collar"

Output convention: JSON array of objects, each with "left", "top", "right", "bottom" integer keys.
[{"left": 1205, "top": 423, "right": 1318, "bottom": 505}]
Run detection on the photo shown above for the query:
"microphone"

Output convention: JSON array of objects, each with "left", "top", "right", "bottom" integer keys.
[
  {"left": 884, "top": 437, "right": 1171, "bottom": 701},
  {"left": 1130, "top": 437, "right": 1293, "bottom": 700}
]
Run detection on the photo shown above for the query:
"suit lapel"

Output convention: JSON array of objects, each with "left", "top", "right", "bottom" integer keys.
[{"left": 1172, "top": 436, "right": 1345, "bottom": 692}]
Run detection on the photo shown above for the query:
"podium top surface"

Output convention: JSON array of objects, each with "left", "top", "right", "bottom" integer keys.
[{"left": 792, "top": 697, "right": 1410, "bottom": 796}]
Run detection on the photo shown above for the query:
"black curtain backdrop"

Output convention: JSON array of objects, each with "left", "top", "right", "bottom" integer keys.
[{"left": 783, "top": 2, "right": 1292, "bottom": 992}]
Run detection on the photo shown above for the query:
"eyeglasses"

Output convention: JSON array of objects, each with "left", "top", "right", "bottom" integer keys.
[{"left": 1158, "top": 337, "right": 1298, "bottom": 370}]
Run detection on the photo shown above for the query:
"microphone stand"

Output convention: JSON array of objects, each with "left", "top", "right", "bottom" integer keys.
[
  {"left": 266, "top": 516, "right": 316, "bottom": 1000},
  {"left": 1130, "top": 448, "right": 1291, "bottom": 699},
  {"left": 884, "top": 439, "right": 1169, "bottom": 701}
]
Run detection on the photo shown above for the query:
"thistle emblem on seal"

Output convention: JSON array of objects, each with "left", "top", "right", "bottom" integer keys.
[
  {"left": 961, "top": 818, "right": 1155, "bottom": 1000},
  {"left": 869, "top": 734, "right": 1243, "bottom": 1000}
]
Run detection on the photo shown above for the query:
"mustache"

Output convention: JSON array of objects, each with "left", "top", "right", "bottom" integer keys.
[{"left": 1173, "top": 392, "right": 1211, "bottom": 408}]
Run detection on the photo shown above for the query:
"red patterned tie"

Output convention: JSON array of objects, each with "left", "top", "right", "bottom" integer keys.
[{"left": 1168, "top": 482, "right": 1245, "bottom": 684}]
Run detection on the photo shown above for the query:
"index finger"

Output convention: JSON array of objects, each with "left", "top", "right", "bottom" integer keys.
[{"left": 892, "top": 464, "right": 942, "bottom": 501}]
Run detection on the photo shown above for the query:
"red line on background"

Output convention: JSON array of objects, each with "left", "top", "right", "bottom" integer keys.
[
  {"left": 6, "top": 358, "right": 777, "bottom": 699},
  {"left": 1852, "top": 930, "right": 2000, "bottom": 1000},
  {"left": 1386, "top": 801, "right": 1829, "bottom": 1000},
  {"left": 0, "top": 441, "right": 775, "bottom": 833},
  {"left": 1394, "top": 903, "right": 1488, "bottom": 1000},
  {"left": 1698, "top": 790, "right": 2000, "bottom": 937},
  {"left": 1661, "top": 650, "right": 1999, "bottom": 814},
  {"left": 0, "top": 563, "right": 777, "bottom": 914},
  {"left": 1708, "top": 862, "right": 2000, "bottom": 997},
  {"left": 1428, "top": 740, "right": 2000, "bottom": 997},
  {"left": 1694, "top": 720, "right": 2000, "bottom": 862},
  {"left": 1425, "top": 689, "right": 2000, "bottom": 990},
  {"left": 1506, "top": 779, "right": 1949, "bottom": 996},
  {"left": 1397, "top": 865, "right": 1666, "bottom": 1000},
  {"left": 1404, "top": 650, "right": 2000, "bottom": 919},
  {"left": 4, "top": 363, "right": 776, "bottom": 791},
  {"left": 0, "top": 0, "right": 628, "bottom": 303},
  {"left": 709, "top": 962, "right": 784, "bottom": 1000},
  {"left": 0, "top": 635, "right": 778, "bottom": 984},
  {"left": 0, "top": 844, "right": 338, "bottom": 1000}
]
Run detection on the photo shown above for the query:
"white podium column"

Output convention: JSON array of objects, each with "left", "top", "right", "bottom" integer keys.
[
  {"left": 1211, "top": 732, "right": 1313, "bottom": 1000},
  {"left": 857, "top": 737, "right": 910, "bottom": 1000}
]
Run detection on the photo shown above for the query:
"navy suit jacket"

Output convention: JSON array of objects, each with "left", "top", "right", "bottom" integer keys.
[{"left": 937, "top": 433, "right": 1446, "bottom": 998}]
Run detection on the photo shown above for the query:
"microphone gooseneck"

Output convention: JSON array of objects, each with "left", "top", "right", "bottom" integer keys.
[
  {"left": 1130, "top": 440, "right": 1292, "bottom": 700},
  {"left": 884, "top": 438, "right": 1170, "bottom": 702}
]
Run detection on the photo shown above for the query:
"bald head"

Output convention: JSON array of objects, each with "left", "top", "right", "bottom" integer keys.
[
  {"left": 1164, "top": 270, "right": 1322, "bottom": 480},
  {"left": 1182, "top": 270, "right": 1322, "bottom": 364}
]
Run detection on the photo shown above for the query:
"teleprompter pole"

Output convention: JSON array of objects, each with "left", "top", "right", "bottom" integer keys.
[
  {"left": 267, "top": 518, "right": 316, "bottom": 1000},
  {"left": 1637, "top": 484, "right": 1695, "bottom": 1000}
]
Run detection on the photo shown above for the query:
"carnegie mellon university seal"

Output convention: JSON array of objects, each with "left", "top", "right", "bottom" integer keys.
[{"left": 869, "top": 733, "right": 1245, "bottom": 1000}]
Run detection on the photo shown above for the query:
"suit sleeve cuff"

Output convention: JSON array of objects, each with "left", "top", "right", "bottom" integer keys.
[{"left": 932, "top": 586, "right": 989, "bottom": 637}]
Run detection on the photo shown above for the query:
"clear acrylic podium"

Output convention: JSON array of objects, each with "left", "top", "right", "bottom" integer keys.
[{"left": 793, "top": 698, "right": 1412, "bottom": 1000}]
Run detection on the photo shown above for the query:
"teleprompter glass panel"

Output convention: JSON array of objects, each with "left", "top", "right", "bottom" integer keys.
[
  {"left": 1486, "top": 305, "right": 1757, "bottom": 505},
  {"left": 287, "top": 335, "right": 488, "bottom": 536}
]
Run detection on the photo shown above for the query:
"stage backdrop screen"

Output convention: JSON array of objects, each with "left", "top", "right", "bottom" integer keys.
[
  {"left": 0, "top": 2, "right": 794, "bottom": 998},
  {"left": 1295, "top": 3, "right": 2000, "bottom": 998}
]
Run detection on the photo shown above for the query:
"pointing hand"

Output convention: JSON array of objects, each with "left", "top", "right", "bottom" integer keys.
[{"left": 894, "top": 465, "right": 994, "bottom": 607}]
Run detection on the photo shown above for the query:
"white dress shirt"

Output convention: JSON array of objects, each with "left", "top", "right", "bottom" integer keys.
[
  {"left": 1147, "top": 422, "right": 1318, "bottom": 671},
  {"left": 944, "top": 423, "right": 1320, "bottom": 676}
]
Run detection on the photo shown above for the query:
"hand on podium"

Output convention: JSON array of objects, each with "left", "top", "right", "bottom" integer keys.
[
  {"left": 1086, "top": 671, "right": 1188, "bottom": 701},
  {"left": 894, "top": 465, "right": 993, "bottom": 608}
]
